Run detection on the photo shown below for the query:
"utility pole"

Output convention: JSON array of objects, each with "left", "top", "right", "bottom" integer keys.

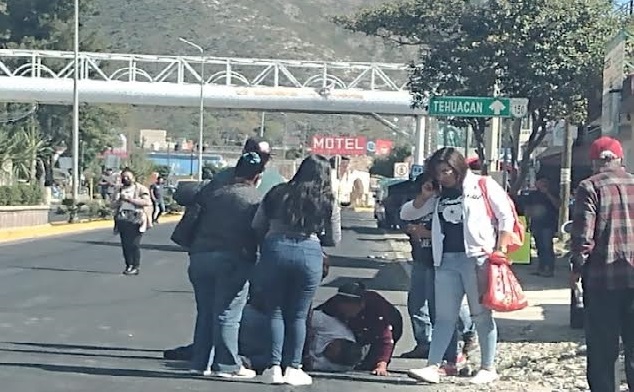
[
  {"left": 413, "top": 115, "right": 426, "bottom": 165},
  {"left": 178, "top": 37, "right": 205, "bottom": 181},
  {"left": 260, "top": 112, "right": 266, "bottom": 137},
  {"left": 558, "top": 118, "right": 574, "bottom": 237},
  {"left": 70, "top": 0, "right": 80, "bottom": 223}
]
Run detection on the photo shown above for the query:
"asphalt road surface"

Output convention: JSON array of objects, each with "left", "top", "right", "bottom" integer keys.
[{"left": 0, "top": 211, "right": 427, "bottom": 392}]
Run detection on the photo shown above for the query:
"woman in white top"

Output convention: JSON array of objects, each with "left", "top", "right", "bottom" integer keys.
[
  {"left": 407, "top": 148, "right": 515, "bottom": 385},
  {"left": 112, "top": 168, "right": 152, "bottom": 275}
]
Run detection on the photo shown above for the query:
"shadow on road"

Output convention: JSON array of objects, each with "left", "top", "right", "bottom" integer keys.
[
  {"left": 0, "top": 362, "right": 195, "bottom": 380},
  {"left": 323, "top": 255, "right": 410, "bottom": 293},
  {"left": 3, "top": 342, "right": 162, "bottom": 352},
  {"left": 8, "top": 265, "right": 119, "bottom": 275},
  {"left": 75, "top": 240, "right": 185, "bottom": 253}
]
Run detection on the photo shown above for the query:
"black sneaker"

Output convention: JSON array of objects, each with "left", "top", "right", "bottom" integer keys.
[
  {"left": 163, "top": 345, "right": 194, "bottom": 360},
  {"left": 122, "top": 266, "right": 132, "bottom": 275},
  {"left": 123, "top": 267, "right": 139, "bottom": 276},
  {"left": 401, "top": 345, "right": 430, "bottom": 359}
]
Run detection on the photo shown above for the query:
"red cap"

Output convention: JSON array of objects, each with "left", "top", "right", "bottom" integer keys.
[{"left": 589, "top": 136, "right": 624, "bottom": 160}]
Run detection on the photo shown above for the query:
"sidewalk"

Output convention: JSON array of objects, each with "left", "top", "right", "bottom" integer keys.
[{"left": 0, "top": 214, "right": 183, "bottom": 244}]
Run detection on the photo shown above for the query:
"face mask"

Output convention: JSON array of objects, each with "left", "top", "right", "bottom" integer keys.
[{"left": 122, "top": 179, "right": 132, "bottom": 186}]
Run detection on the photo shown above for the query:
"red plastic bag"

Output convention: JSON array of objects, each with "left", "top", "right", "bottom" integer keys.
[{"left": 482, "top": 252, "right": 529, "bottom": 312}]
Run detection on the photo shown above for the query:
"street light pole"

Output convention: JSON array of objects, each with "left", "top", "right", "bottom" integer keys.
[
  {"left": 71, "top": 0, "right": 80, "bottom": 221},
  {"left": 179, "top": 37, "right": 205, "bottom": 181}
]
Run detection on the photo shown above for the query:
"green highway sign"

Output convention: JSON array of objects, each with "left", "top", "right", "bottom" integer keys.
[{"left": 428, "top": 96, "right": 528, "bottom": 118}]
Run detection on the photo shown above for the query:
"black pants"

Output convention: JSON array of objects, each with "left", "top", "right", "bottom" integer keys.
[
  {"left": 117, "top": 220, "right": 143, "bottom": 268},
  {"left": 584, "top": 286, "right": 634, "bottom": 392}
]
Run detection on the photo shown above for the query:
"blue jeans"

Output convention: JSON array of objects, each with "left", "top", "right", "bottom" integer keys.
[
  {"left": 256, "top": 235, "right": 323, "bottom": 368},
  {"left": 533, "top": 226, "right": 556, "bottom": 271},
  {"left": 238, "top": 304, "right": 271, "bottom": 371},
  {"left": 188, "top": 251, "right": 252, "bottom": 372},
  {"left": 408, "top": 261, "right": 473, "bottom": 362},
  {"left": 428, "top": 253, "right": 498, "bottom": 369}
]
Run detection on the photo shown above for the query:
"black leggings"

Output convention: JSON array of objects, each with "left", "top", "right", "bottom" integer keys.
[{"left": 117, "top": 220, "right": 143, "bottom": 268}]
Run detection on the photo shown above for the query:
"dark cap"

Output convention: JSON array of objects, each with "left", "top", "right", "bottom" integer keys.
[
  {"left": 336, "top": 281, "right": 366, "bottom": 299},
  {"left": 243, "top": 137, "right": 272, "bottom": 157}
]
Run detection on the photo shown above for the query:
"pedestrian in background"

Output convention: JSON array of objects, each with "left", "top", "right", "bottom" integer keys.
[
  {"left": 187, "top": 152, "right": 265, "bottom": 379},
  {"left": 400, "top": 172, "right": 475, "bottom": 372},
  {"left": 408, "top": 147, "right": 516, "bottom": 385},
  {"left": 252, "top": 154, "right": 341, "bottom": 386},
  {"left": 525, "top": 176, "right": 559, "bottom": 277},
  {"left": 150, "top": 176, "right": 166, "bottom": 224},
  {"left": 112, "top": 168, "right": 152, "bottom": 276},
  {"left": 570, "top": 136, "right": 634, "bottom": 392}
]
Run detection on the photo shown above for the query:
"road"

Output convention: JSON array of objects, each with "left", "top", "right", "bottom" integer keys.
[{"left": 0, "top": 211, "right": 427, "bottom": 392}]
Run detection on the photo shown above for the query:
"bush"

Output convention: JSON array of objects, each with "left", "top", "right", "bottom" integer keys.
[{"left": 0, "top": 184, "right": 44, "bottom": 206}]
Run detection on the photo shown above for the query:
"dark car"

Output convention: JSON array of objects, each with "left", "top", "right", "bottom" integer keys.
[{"left": 374, "top": 178, "right": 417, "bottom": 230}]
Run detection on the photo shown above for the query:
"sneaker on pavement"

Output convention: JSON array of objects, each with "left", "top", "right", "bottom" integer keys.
[
  {"left": 407, "top": 365, "right": 441, "bottom": 383},
  {"left": 284, "top": 367, "right": 312, "bottom": 386},
  {"left": 189, "top": 368, "right": 212, "bottom": 376},
  {"left": 215, "top": 366, "right": 256, "bottom": 379},
  {"left": 262, "top": 365, "right": 284, "bottom": 384},
  {"left": 470, "top": 369, "right": 498, "bottom": 384}
]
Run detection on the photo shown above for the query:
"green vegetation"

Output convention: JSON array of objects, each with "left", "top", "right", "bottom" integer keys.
[
  {"left": 0, "top": 184, "right": 43, "bottom": 206},
  {"left": 370, "top": 145, "right": 412, "bottom": 178},
  {"left": 337, "top": 0, "right": 622, "bottom": 189}
]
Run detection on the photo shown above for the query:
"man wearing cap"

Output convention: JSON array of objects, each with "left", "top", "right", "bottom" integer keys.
[
  {"left": 570, "top": 136, "right": 634, "bottom": 392},
  {"left": 316, "top": 282, "right": 403, "bottom": 376},
  {"left": 165, "top": 136, "right": 285, "bottom": 361}
]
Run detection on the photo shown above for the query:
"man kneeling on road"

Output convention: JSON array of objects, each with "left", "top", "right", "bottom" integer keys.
[
  {"left": 316, "top": 282, "right": 403, "bottom": 376},
  {"left": 238, "top": 296, "right": 364, "bottom": 374}
]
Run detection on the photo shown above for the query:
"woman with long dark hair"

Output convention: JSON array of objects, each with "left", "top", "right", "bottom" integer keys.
[
  {"left": 252, "top": 154, "right": 341, "bottom": 386},
  {"left": 407, "top": 147, "right": 515, "bottom": 385}
]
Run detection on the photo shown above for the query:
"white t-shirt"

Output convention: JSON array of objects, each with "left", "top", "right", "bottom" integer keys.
[{"left": 308, "top": 310, "right": 357, "bottom": 372}]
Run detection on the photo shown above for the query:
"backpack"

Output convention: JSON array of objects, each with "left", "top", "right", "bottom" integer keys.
[{"left": 478, "top": 177, "right": 525, "bottom": 254}]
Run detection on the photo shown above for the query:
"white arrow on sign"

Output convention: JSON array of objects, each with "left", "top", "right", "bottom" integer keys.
[{"left": 489, "top": 100, "right": 506, "bottom": 115}]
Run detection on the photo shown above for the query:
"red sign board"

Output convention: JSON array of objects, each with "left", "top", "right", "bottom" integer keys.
[
  {"left": 375, "top": 139, "right": 394, "bottom": 156},
  {"left": 311, "top": 135, "right": 367, "bottom": 156}
]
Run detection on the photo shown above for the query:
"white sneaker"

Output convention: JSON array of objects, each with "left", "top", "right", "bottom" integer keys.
[
  {"left": 407, "top": 365, "right": 441, "bottom": 383},
  {"left": 284, "top": 367, "right": 312, "bottom": 386},
  {"left": 215, "top": 366, "right": 256, "bottom": 379},
  {"left": 470, "top": 369, "right": 498, "bottom": 384},
  {"left": 262, "top": 365, "right": 284, "bottom": 384},
  {"left": 189, "top": 368, "right": 212, "bottom": 376}
]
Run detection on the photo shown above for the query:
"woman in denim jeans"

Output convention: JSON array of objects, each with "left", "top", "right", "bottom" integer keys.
[
  {"left": 252, "top": 155, "right": 342, "bottom": 386},
  {"left": 407, "top": 148, "right": 516, "bottom": 385},
  {"left": 400, "top": 172, "right": 475, "bottom": 373},
  {"left": 187, "top": 152, "right": 265, "bottom": 379}
]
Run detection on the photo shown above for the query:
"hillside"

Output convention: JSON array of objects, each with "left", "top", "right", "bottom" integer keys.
[{"left": 83, "top": 0, "right": 417, "bottom": 149}]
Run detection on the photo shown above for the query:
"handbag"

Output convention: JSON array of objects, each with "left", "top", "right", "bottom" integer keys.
[
  {"left": 115, "top": 185, "right": 145, "bottom": 226},
  {"left": 170, "top": 204, "right": 201, "bottom": 249},
  {"left": 115, "top": 209, "right": 145, "bottom": 225},
  {"left": 482, "top": 252, "right": 529, "bottom": 312}
]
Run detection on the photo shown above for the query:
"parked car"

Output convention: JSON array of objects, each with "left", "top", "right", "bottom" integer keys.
[{"left": 374, "top": 178, "right": 417, "bottom": 230}]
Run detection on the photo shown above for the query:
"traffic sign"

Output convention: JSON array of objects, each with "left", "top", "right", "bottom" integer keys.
[
  {"left": 428, "top": 96, "right": 528, "bottom": 118},
  {"left": 393, "top": 162, "right": 410, "bottom": 179},
  {"left": 410, "top": 164, "right": 424, "bottom": 180}
]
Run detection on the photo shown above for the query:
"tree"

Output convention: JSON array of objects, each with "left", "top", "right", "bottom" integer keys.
[
  {"left": 0, "top": 0, "right": 121, "bottom": 186},
  {"left": 337, "top": 0, "right": 619, "bottom": 190},
  {"left": 370, "top": 145, "right": 412, "bottom": 177}
]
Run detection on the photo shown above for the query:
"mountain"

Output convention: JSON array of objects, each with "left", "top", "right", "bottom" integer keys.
[{"left": 83, "top": 0, "right": 417, "bottom": 150}]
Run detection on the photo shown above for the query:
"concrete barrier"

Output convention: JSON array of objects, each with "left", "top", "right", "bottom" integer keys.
[{"left": 0, "top": 206, "right": 50, "bottom": 229}]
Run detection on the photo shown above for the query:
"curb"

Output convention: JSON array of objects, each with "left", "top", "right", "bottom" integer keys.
[
  {"left": 352, "top": 207, "right": 374, "bottom": 213},
  {"left": 0, "top": 214, "right": 183, "bottom": 244}
]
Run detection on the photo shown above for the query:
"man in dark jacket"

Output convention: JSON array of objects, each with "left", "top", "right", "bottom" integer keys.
[{"left": 316, "top": 282, "right": 403, "bottom": 376}]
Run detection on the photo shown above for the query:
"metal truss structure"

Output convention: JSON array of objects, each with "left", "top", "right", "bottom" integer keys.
[{"left": 0, "top": 50, "right": 421, "bottom": 115}]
